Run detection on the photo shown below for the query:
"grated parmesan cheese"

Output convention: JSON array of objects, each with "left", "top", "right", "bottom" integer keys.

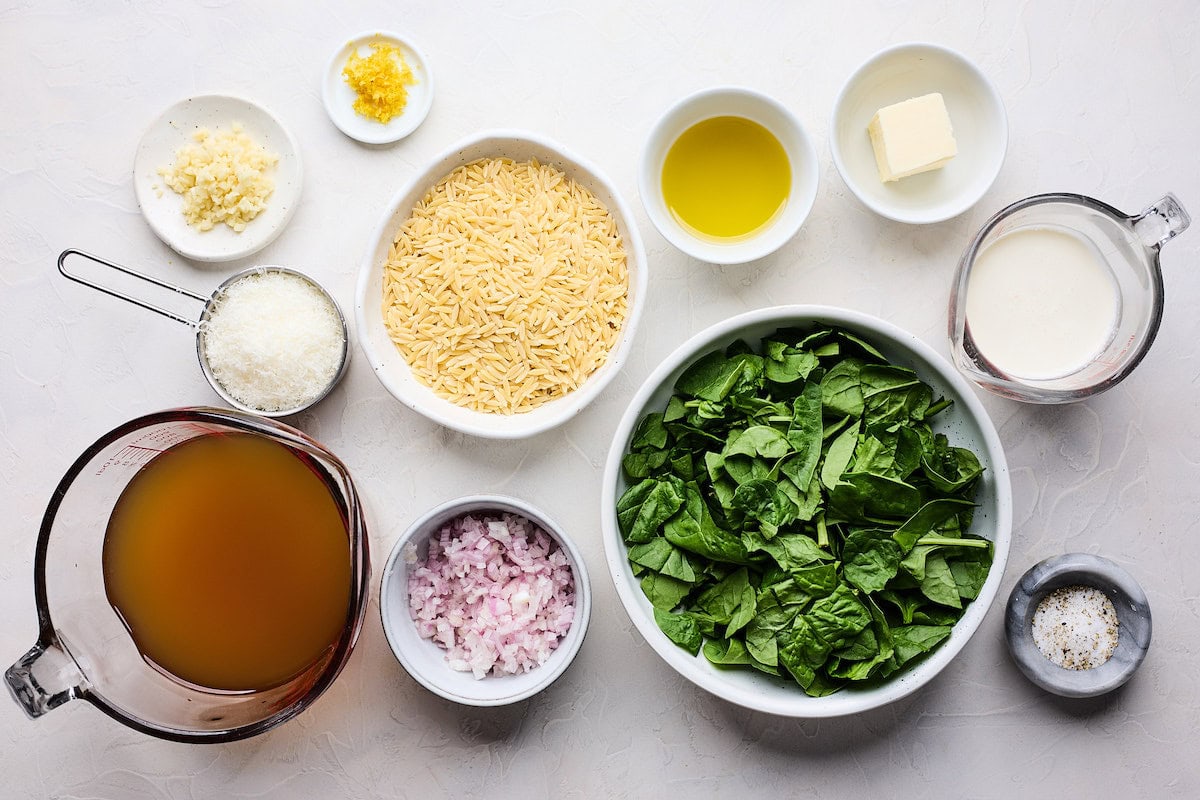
[
  {"left": 158, "top": 123, "right": 277, "bottom": 232},
  {"left": 201, "top": 271, "right": 344, "bottom": 413},
  {"left": 1031, "top": 585, "right": 1120, "bottom": 670}
]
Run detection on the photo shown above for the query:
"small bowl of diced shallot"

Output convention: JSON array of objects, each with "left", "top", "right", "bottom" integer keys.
[{"left": 380, "top": 494, "right": 591, "bottom": 706}]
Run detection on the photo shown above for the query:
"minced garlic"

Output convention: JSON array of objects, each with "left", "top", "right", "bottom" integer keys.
[
  {"left": 342, "top": 41, "right": 415, "bottom": 124},
  {"left": 158, "top": 123, "right": 277, "bottom": 233}
]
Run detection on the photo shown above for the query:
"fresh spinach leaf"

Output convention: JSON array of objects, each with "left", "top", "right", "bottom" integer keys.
[
  {"left": 628, "top": 537, "right": 698, "bottom": 583},
  {"left": 703, "top": 636, "right": 754, "bottom": 666},
  {"left": 789, "top": 563, "right": 839, "bottom": 598},
  {"left": 619, "top": 325, "right": 993, "bottom": 697},
  {"left": 860, "top": 365, "right": 932, "bottom": 424},
  {"left": 617, "top": 476, "right": 685, "bottom": 544},
  {"left": 731, "top": 479, "right": 799, "bottom": 528},
  {"left": 806, "top": 584, "right": 872, "bottom": 649},
  {"left": 828, "top": 472, "right": 922, "bottom": 522},
  {"left": 663, "top": 395, "right": 687, "bottom": 422},
  {"left": 641, "top": 572, "right": 692, "bottom": 610},
  {"left": 663, "top": 483, "right": 752, "bottom": 564},
  {"left": 877, "top": 589, "right": 926, "bottom": 624},
  {"left": 695, "top": 567, "right": 754, "bottom": 624},
  {"left": 821, "top": 420, "right": 860, "bottom": 490},
  {"left": 784, "top": 381, "right": 823, "bottom": 489},
  {"left": 764, "top": 339, "right": 820, "bottom": 385},
  {"left": 853, "top": 424, "right": 923, "bottom": 479},
  {"left": 675, "top": 350, "right": 743, "bottom": 402},
  {"left": 726, "top": 425, "right": 792, "bottom": 459},
  {"left": 654, "top": 608, "right": 703, "bottom": 655},
  {"left": 744, "top": 531, "right": 828, "bottom": 572},
  {"left": 918, "top": 553, "right": 962, "bottom": 609},
  {"left": 836, "top": 330, "right": 887, "bottom": 361},
  {"left": 820, "top": 358, "right": 866, "bottom": 418},
  {"left": 668, "top": 447, "right": 695, "bottom": 480},
  {"left": 623, "top": 449, "right": 670, "bottom": 479},
  {"left": 892, "top": 498, "right": 976, "bottom": 552},
  {"left": 921, "top": 436, "right": 985, "bottom": 494},
  {"left": 949, "top": 547, "right": 993, "bottom": 600},
  {"left": 889, "top": 625, "right": 953, "bottom": 669},
  {"left": 630, "top": 412, "right": 669, "bottom": 451},
  {"left": 842, "top": 528, "right": 902, "bottom": 593}
]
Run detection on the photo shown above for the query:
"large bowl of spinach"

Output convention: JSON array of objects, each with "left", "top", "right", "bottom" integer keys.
[{"left": 601, "top": 306, "right": 1011, "bottom": 717}]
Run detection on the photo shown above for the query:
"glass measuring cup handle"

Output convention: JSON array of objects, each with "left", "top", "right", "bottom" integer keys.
[
  {"left": 6, "top": 637, "right": 85, "bottom": 718},
  {"left": 1132, "top": 193, "right": 1191, "bottom": 249}
]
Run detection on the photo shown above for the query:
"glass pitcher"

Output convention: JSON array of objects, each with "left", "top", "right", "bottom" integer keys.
[
  {"left": 5, "top": 408, "right": 370, "bottom": 743},
  {"left": 949, "top": 193, "right": 1189, "bottom": 402}
]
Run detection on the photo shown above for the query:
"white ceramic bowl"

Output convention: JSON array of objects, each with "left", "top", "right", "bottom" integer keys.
[
  {"left": 831, "top": 43, "right": 1008, "bottom": 224},
  {"left": 639, "top": 87, "right": 819, "bottom": 264},
  {"left": 322, "top": 30, "right": 433, "bottom": 145},
  {"left": 380, "top": 495, "right": 591, "bottom": 706},
  {"left": 133, "top": 94, "right": 303, "bottom": 262},
  {"left": 356, "top": 129, "right": 647, "bottom": 439},
  {"left": 601, "top": 305, "right": 1013, "bottom": 717}
]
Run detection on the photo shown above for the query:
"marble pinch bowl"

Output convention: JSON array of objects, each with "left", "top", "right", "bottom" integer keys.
[
  {"left": 1005, "top": 553, "right": 1152, "bottom": 698},
  {"left": 379, "top": 495, "right": 591, "bottom": 707}
]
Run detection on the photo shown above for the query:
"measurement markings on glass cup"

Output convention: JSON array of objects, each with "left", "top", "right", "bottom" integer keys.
[
  {"left": 95, "top": 444, "right": 164, "bottom": 475},
  {"left": 93, "top": 424, "right": 220, "bottom": 476}
]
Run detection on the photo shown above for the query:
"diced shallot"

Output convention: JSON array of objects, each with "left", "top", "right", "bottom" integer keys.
[{"left": 407, "top": 512, "right": 575, "bottom": 679}]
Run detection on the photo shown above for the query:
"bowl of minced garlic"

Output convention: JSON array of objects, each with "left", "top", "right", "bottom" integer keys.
[
  {"left": 323, "top": 31, "right": 433, "bottom": 145},
  {"left": 1005, "top": 553, "right": 1152, "bottom": 698},
  {"left": 158, "top": 124, "right": 277, "bottom": 233}
]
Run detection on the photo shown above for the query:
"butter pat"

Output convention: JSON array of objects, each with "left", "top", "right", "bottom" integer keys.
[{"left": 867, "top": 93, "right": 957, "bottom": 182}]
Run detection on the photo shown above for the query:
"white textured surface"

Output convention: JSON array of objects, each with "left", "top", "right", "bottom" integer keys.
[{"left": 2, "top": 1, "right": 1199, "bottom": 797}]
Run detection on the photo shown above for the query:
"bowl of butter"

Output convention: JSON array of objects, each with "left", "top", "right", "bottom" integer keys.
[{"left": 831, "top": 42, "right": 1008, "bottom": 224}]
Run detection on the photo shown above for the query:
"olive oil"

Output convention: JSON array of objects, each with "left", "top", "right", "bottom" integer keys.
[
  {"left": 661, "top": 116, "right": 791, "bottom": 240},
  {"left": 102, "top": 433, "right": 352, "bottom": 693}
]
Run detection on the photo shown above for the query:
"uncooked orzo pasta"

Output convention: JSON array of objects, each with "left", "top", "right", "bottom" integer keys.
[{"left": 383, "top": 157, "right": 629, "bottom": 414}]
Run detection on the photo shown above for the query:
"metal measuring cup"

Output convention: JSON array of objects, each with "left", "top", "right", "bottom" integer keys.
[{"left": 57, "top": 249, "right": 351, "bottom": 417}]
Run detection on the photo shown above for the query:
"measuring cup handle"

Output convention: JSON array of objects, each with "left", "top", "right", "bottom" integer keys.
[
  {"left": 1132, "top": 194, "right": 1191, "bottom": 249},
  {"left": 5, "top": 638, "right": 84, "bottom": 719},
  {"left": 57, "top": 248, "right": 207, "bottom": 327}
]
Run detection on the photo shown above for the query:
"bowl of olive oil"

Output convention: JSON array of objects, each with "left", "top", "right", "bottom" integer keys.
[{"left": 640, "top": 87, "right": 819, "bottom": 264}]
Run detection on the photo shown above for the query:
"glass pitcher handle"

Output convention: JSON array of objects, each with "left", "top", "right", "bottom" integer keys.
[
  {"left": 1132, "top": 193, "right": 1191, "bottom": 249},
  {"left": 5, "top": 638, "right": 84, "bottom": 718}
]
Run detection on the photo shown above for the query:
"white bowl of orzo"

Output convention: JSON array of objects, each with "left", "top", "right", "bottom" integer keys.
[{"left": 356, "top": 130, "right": 647, "bottom": 438}]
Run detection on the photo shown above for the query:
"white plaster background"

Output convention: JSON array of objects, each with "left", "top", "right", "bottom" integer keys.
[{"left": 2, "top": 1, "right": 1199, "bottom": 797}]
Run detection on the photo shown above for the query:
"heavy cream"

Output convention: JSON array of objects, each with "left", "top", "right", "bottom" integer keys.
[{"left": 964, "top": 226, "right": 1120, "bottom": 380}]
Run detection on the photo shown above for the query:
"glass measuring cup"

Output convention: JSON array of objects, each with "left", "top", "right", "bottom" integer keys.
[
  {"left": 5, "top": 408, "right": 371, "bottom": 743},
  {"left": 57, "top": 249, "right": 351, "bottom": 417},
  {"left": 949, "top": 193, "right": 1190, "bottom": 402}
]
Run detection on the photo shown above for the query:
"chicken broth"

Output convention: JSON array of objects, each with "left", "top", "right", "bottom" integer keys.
[{"left": 102, "top": 432, "right": 352, "bottom": 692}]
